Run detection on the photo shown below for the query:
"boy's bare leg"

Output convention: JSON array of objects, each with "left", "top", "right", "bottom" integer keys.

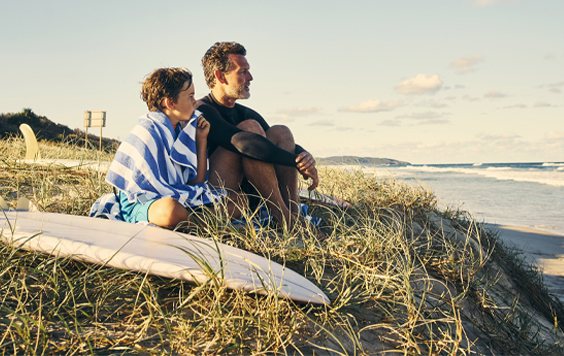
[{"left": 148, "top": 197, "right": 189, "bottom": 229}]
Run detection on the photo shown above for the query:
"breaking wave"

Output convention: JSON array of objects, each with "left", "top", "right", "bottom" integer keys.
[{"left": 392, "top": 163, "right": 564, "bottom": 187}]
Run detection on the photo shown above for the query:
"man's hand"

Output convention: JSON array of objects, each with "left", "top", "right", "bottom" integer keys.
[
  {"left": 299, "top": 166, "right": 319, "bottom": 191},
  {"left": 295, "top": 151, "right": 316, "bottom": 171},
  {"left": 296, "top": 152, "right": 318, "bottom": 190}
]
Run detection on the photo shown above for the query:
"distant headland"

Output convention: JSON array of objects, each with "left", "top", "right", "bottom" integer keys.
[{"left": 317, "top": 156, "right": 410, "bottom": 166}]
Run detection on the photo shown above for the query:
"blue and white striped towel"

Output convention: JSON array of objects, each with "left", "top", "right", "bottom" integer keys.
[{"left": 90, "top": 110, "right": 224, "bottom": 220}]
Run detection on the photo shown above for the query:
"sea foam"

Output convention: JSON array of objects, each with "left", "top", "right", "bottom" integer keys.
[{"left": 395, "top": 164, "right": 564, "bottom": 187}]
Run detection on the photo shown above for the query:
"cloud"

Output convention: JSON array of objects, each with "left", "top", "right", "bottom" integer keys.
[
  {"left": 308, "top": 119, "right": 334, "bottom": 127},
  {"left": 416, "top": 100, "right": 448, "bottom": 109},
  {"left": 473, "top": 0, "right": 520, "bottom": 6},
  {"left": 339, "top": 99, "right": 404, "bottom": 113},
  {"left": 267, "top": 115, "right": 295, "bottom": 123},
  {"left": 546, "top": 131, "right": 564, "bottom": 140},
  {"left": 544, "top": 53, "right": 556, "bottom": 60},
  {"left": 276, "top": 106, "right": 322, "bottom": 117},
  {"left": 379, "top": 119, "right": 402, "bottom": 127},
  {"left": 269, "top": 106, "right": 323, "bottom": 123},
  {"left": 477, "top": 132, "right": 521, "bottom": 141},
  {"left": 503, "top": 103, "right": 527, "bottom": 109},
  {"left": 548, "top": 81, "right": 564, "bottom": 93},
  {"left": 462, "top": 95, "right": 480, "bottom": 102},
  {"left": 549, "top": 81, "right": 564, "bottom": 87},
  {"left": 533, "top": 101, "right": 553, "bottom": 108},
  {"left": 394, "top": 111, "right": 451, "bottom": 125},
  {"left": 417, "top": 119, "right": 450, "bottom": 125},
  {"left": 396, "top": 74, "right": 443, "bottom": 94},
  {"left": 449, "top": 55, "right": 484, "bottom": 74},
  {"left": 320, "top": 133, "right": 562, "bottom": 164},
  {"left": 484, "top": 90, "right": 506, "bottom": 99},
  {"left": 334, "top": 126, "right": 354, "bottom": 131},
  {"left": 396, "top": 111, "right": 447, "bottom": 120}
]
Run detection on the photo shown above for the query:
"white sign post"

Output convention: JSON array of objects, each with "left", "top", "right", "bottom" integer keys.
[{"left": 84, "top": 111, "right": 106, "bottom": 151}]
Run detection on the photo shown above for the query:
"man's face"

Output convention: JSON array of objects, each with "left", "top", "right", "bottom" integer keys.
[{"left": 223, "top": 54, "right": 253, "bottom": 100}]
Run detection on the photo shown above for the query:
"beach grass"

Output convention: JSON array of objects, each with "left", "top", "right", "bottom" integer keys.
[{"left": 1, "top": 136, "right": 563, "bottom": 355}]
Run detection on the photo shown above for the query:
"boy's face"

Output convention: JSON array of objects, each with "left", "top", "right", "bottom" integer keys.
[{"left": 170, "top": 81, "right": 197, "bottom": 124}]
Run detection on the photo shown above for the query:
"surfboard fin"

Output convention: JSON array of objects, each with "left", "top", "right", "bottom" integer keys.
[{"left": 19, "top": 124, "right": 42, "bottom": 160}]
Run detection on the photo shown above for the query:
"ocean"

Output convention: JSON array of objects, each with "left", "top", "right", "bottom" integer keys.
[{"left": 355, "top": 162, "right": 564, "bottom": 236}]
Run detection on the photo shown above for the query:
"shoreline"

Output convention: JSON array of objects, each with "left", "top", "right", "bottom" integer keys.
[{"left": 486, "top": 223, "right": 564, "bottom": 302}]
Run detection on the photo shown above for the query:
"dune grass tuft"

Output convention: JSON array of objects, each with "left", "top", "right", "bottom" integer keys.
[{"left": 1, "top": 137, "right": 563, "bottom": 355}]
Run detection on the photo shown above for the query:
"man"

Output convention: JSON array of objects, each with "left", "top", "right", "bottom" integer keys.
[{"left": 197, "top": 41, "right": 321, "bottom": 235}]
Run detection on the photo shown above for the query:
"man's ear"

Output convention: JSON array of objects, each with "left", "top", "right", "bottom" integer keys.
[{"left": 214, "top": 69, "right": 227, "bottom": 85}]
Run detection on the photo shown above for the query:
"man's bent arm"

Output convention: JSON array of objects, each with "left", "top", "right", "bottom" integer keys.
[{"left": 201, "top": 106, "right": 303, "bottom": 167}]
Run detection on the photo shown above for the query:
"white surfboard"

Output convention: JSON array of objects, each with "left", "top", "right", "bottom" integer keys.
[
  {"left": 0, "top": 211, "right": 330, "bottom": 305},
  {"left": 16, "top": 158, "right": 111, "bottom": 172}
]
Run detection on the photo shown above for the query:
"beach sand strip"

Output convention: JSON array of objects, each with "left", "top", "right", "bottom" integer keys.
[{"left": 487, "top": 224, "right": 564, "bottom": 303}]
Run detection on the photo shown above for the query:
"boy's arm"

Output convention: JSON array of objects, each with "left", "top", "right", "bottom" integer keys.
[{"left": 187, "top": 116, "right": 210, "bottom": 185}]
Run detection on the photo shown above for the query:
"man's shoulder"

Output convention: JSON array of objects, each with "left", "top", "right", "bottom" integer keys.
[
  {"left": 197, "top": 94, "right": 214, "bottom": 109},
  {"left": 197, "top": 94, "right": 265, "bottom": 124},
  {"left": 233, "top": 102, "right": 263, "bottom": 120}
]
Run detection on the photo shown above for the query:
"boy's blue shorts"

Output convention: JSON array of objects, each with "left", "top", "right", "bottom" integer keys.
[{"left": 118, "top": 191, "right": 157, "bottom": 224}]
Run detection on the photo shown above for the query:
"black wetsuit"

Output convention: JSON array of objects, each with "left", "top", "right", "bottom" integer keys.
[{"left": 197, "top": 94, "right": 305, "bottom": 167}]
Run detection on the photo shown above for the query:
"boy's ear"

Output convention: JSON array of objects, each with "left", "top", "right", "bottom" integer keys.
[
  {"left": 160, "top": 97, "right": 174, "bottom": 110},
  {"left": 214, "top": 69, "right": 227, "bottom": 85}
]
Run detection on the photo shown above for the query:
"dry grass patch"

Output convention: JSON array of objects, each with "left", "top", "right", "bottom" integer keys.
[{"left": 1, "top": 137, "right": 563, "bottom": 355}]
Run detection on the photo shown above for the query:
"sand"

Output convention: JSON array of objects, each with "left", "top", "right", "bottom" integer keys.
[{"left": 486, "top": 223, "right": 564, "bottom": 303}]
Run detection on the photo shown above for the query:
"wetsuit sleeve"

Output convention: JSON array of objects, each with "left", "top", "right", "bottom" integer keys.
[
  {"left": 240, "top": 106, "right": 309, "bottom": 157},
  {"left": 200, "top": 106, "right": 299, "bottom": 167}
]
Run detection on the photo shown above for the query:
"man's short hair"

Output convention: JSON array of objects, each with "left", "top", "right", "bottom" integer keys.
[
  {"left": 141, "top": 67, "right": 193, "bottom": 111},
  {"left": 202, "top": 42, "right": 246, "bottom": 89}
]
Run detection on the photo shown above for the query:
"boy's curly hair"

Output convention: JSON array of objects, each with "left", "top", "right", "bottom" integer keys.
[{"left": 141, "top": 67, "right": 193, "bottom": 111}]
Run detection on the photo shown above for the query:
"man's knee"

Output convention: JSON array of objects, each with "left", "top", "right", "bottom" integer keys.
[
  {"left": 237, "top": 120, "right": 266, "bottom": 136},
  {"left": 266, "top": 125, "right": 295, "bottom": 148}
]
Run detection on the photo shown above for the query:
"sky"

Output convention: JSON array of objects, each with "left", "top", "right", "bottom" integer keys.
[{"left": 1, "top": 0, "right": 562, "bottom": 164}]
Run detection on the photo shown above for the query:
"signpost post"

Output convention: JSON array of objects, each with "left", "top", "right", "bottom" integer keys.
[{"left": 84, "top": 111, "right": 106, "bottom": 151}]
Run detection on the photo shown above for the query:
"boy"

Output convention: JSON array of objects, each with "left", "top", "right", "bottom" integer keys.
[{"left": 103, "top": 67, "right": 223, "bottom": 229}]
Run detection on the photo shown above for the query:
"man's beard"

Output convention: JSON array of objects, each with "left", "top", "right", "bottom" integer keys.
[{"left": 227, "top": 82, "right": 250, "bottom": 100}]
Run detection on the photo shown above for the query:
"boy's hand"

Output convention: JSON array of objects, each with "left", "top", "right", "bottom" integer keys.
[{"left": 195, "top": 115, "right": 210, "bottom": 139}]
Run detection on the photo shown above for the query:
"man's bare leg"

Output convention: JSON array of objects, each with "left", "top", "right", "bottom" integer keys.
[
  {"left": 209, "top": 120, "right": 327, "bottom": 240},
  {"left": 209, "top": 121, "right": 297, "bottom": 228},
  {"left": 265, "top": 125, "right": 327, "bottom": 241},
  {"left": 208, "top": 147, "right": 247, "bottom": 220},
  {"left": 265, "top": 125, "right": 300, "bottom": 216}
]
